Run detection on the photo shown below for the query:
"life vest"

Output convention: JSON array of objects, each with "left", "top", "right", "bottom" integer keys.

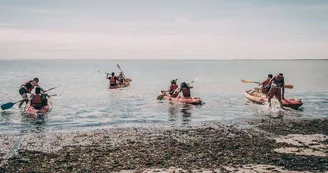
[
  {"left": 169, "top": 84, "right": 178, "bottom": 92},
  {"left": 272, "top": 75, "right": 284, "bottom": 87},
  {"left": 31, "top": 94, "right": 42, "bottom": 107},
  {"left": 118, "top": 76, "right": 124, "bottom": 83},
  {"left": 109, "top": 76, "right": 117, "bottom": 85},
  {"left": 262, "top": 79, "right": 270, "bottom": 87},
  {"left": 182, "top": 87, "right": 191, "bottom": 97},
  {"left": 21, "top": 80, "right": 34, "bottom": 93}
]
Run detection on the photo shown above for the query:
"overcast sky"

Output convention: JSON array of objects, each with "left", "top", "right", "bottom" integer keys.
[{"left": 0, "top": 0, "right": 327, "bottom": 59}]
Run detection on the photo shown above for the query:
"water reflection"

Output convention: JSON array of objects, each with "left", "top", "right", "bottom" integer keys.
[
  {"left": 21, "top": 111, "right": 48, "bottom": 134},
  {"left": 168, "top": 103, "right": 192, "bottom": 123}
]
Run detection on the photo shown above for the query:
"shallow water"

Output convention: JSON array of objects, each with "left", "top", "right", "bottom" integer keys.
[{"left": 0, "top": 59, "right": 327, "bottom": 135}]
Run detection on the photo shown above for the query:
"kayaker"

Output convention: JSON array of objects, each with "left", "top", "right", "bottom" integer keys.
[
  {"left": 117, "top": 72, "right": 126, "bottom": 85},
  {"left": 267, "top": 73, "right": 285, "bottom": 108},
  {"left": 106, "top": 72, "right": 119, "bottom": 86},
  {"left": 259, "top": 74, "right": 273, "bottom": 93},
  {"left": 178, "top": 82, "right": 192, "bottom": 98},
  {"left": 29, "top": 87, "right": 43, "bottom": 110},
  {"left": 18, "top": 78, "right": 42, "bottom": 108},
  {"left": 168, "top": 79, "right": 179, "bottom": 97}
]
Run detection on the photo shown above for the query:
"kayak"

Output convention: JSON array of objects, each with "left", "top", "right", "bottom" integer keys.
[
  {"left": 108, "top": 82, "right": 130, "bottom": 89},
  {"left": 244, "top": 88, "right": 303, "bottom": 109},
  {"left": 163, "top": 95, "right": 203, "bottom": 105},
  {"left": 158, "top": 91, "right": 203, "bottom": 105},
  {"left": 25, "top": 98, "right": 53, "bottom": 118}
]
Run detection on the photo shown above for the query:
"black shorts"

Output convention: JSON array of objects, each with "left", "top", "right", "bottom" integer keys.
[
  {"left": 19, "top": 88, "right": 28, "bottom": 95},
  {"left": 110, "top": 84, "right": 117, "bottom": 86}
]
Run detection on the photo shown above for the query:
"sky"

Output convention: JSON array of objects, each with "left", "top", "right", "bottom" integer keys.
[{"left": 0, "top": 0, "right": 327, "bottom": 59}]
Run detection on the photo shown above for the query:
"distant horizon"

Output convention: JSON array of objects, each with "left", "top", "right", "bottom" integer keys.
[
  {"left": 0, "top": 58, "right": 327, "bottom": 61},
  {"left": 1, "top": 0, "right": 327, "bottom": 60}
]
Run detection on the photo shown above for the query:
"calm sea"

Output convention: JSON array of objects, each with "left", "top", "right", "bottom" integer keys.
[{"left": 0, "top": 59, "right": 327, "bottom": 135}]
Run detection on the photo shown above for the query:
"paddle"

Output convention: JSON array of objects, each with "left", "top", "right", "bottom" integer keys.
[
  {"left": 0, "top": 86, "right": 61, "bottom": 110},
  {"left": 241, "top": 79, "right": 294, "bottom": 89},
  {"left": 43, "top": 85, "right": 61, "bottom": 92},
  {"left": 117, "top": 64, "right": 132, "bottom": 82}
]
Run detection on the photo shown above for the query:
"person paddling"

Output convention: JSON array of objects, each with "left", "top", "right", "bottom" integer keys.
[
  {"left": 267, "top": 73, "right": 285, "bottom": 108},
  {"left": 178, "top": 82, "right": 192, "bottom": 98},
  {"left": 28, "top": 87, "right": 43, "bottom": 110},
  {"left": 259, "top": 74, "right": 273, "bottom": 94},
  {"left": 117, "top": 72, "right": 126, "bottom": 85},
  {"left": 18, "top": 78, "right": 43, "bottom": 108},
  {"left": 167, "top": 79, "right": 179, "bottom": 97},
  {"left": 106, "top": 72, "right": 119, "bottom": 87}
]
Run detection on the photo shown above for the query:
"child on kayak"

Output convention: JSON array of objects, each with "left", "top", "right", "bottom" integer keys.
[
  {"left": 267, "top": 73, "right": 285, "bottom": 108},
  {"left": 178, "top": 82, "right": 192, "bottom": 98},
  {"left": 18, "top": 78, "right": 42, "bottom": 108},
  {"left": 259, "top": 74, "right": 273, "bottom": 94},
  {"left": 106, "top": 72, "right": 119, "bottom": 86},
  {"left": 167, "top": 79, "right": 179, "bottom": 97}
]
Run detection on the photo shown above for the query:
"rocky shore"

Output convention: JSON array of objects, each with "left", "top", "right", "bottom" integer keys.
[{"left": 0, "top": 118, "right": 327, "bottom": 173}]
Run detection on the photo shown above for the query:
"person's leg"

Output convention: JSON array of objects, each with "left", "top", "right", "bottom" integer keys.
[
  {"left": 18, "top": 93, "right": 28, "bottom": 108},
  {"left": 267, "top": 87, "right": 276, "bottom": 108},
  {"left": 275, "top": 88, "right": 283, "bottom": 108}
]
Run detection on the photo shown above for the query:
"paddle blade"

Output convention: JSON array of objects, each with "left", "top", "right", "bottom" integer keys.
[
  {"left": 284, "top": 84, "right": 294, "bottom": 89},
  {"left": 241, "top": 79, "right": 260, "bottom": 84},
  {"left": 241, "top": 79, "right": 253, "bottom": 83},
  {"left": 1, "top": 102, "right": 15, "bottom": 110},
  {"left": 117, "top": 64, "right": 122, "bottom": 71},
  {"left": 157, "top": 94, "right": 164, "bottom": 100},
  {"left": 125, "top": 78, "right": 132, "bottom": 82}
]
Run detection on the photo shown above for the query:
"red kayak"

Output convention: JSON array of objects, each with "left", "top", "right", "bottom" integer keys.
[
  {"left": 25, "top": 98, "right": 53, "bottom": 118},
  {"left": 108, "top": 82, "right": 130, "bottom": 89},
  {"left": 244, "top": 89, "right": 303, "bottom": 109},
  {"left": 158, "top": 91, "right": 203, "bottom": 105}
]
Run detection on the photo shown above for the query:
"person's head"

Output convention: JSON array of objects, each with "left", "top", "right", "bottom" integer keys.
[
  {"left": 33, "top": 78, "right": 39, "bottom": 83},
  {"left": 181, "top": 82, "right": 188, "bottom": 88},
  {"left": 111, "top": 72, "right": 115, "bottom": 76},
  {"left": 279, "top": 73, "right": 283, "bottom": 77},
  {"left": 268, "top": 74, "right": 273, "bottom": 79},
  {"left": 171, "top": 79, "right": 176, "bottom": 84},
  {"left": 120, "top": 72, "right": 123, "bottom": 76},
  {"left": 35, "top": 87, "right": 41, "bottom": 94}
]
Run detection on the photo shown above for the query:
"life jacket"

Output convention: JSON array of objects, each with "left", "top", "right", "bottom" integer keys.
[
  {"left": 21, "top": 80, "right": 34, "bottom": 93},
  {"left": 169, "top": 84, "right": 178, "bottom": 92},
  {"left": 118, "top": 76, "right": 124, "bottom": 83},
  {"left": 31, "top": 94, "right": 42, "bottom": 108},
  {"left": 182, "top": 87, "right": 191, "bottom": 97},
  {"left": 272, "top": 75, "right": 284, "bottom": 87},
  {"left": 262, "top": 79, "right": 270, "bottom": 87},
  {"left": 109, "top": 76, "right": 117, "bottom": 85}
]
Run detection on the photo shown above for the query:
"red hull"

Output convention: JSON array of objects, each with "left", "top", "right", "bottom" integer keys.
[
  {"left": 163, "top": 95, "right": 203, "bottom": 105},
  {"left": 25, "top": 100, "right": 53, "bottom": 118},
  {"left": 244, "top": 89, "right": 303, "bottom": 109}
]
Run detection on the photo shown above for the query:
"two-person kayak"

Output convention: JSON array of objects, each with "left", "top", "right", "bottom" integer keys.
[
  {"left": 244, "top": 88, "right": 303, "bottom": 109},
  {"left": 108, "top": 81, "right": 130, "bottom": 89},
  {"left": 157, "top": 91, "right": 204, "bottom": 105},
  {"left": 24, "top": 97, "right": 53, "bottom": 118}
]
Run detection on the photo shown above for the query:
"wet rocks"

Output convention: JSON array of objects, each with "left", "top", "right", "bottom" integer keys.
[{"left": 0, "top": 118, "right": 327, "bottom": 172}]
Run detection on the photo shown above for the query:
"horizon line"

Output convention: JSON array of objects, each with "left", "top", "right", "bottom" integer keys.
[{"left": 0, "top": 58, "right": 327, "bottom": 61}]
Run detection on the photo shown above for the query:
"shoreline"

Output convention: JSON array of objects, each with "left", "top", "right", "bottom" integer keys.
[{"left": 0, "top": 118, "right": 327, "bottom": 172}]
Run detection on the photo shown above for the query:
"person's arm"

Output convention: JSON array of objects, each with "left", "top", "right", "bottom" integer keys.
[
  {"left": 281, "top": 79, "right": 285, "bottom": 99},
  {"left": 259, "top": 79, "right": 267, "bottom": 86},
  {"left": 267, "top": 77, "right": 274, "bottom": 86}
]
